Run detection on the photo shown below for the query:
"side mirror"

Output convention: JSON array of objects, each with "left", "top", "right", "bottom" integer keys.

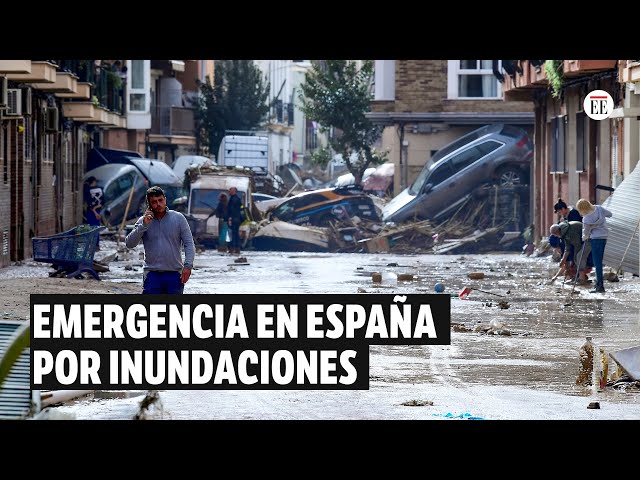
[{"left": 424, "top": 183, "right": 434, "bottom": 193}]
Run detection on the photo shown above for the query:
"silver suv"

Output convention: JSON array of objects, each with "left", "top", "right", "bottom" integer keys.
[{"left": 382, "top": 123, "right": 533, "bottom": 223}]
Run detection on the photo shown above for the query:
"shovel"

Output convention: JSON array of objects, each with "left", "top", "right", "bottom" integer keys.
[
  {"left": 564, "top": 240, "right": 588, "bottom": 307},
  {"left": 546, "top": 265, "right": 565, "bottom": 285}
]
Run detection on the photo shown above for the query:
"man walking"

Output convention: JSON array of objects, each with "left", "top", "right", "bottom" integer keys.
[{"left": 125, "top": 186, "right": 195, "bottom": 294}]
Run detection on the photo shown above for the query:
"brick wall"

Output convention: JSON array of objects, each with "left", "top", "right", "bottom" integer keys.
[
  {"left": 0, "top": 122, "right": 11, "bottom": 267},
  {"left": 103, "top": 128, "right": 129, "bottom": 150},
  {"left": 13, "top": 119, "right": 26, "bottom": 261},
  {"left": 392, "top": 60, "right": 531, "bottom": 113}
]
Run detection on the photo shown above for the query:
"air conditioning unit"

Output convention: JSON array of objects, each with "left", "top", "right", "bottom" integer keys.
[
  {"left": 45, "top": 106, "right": 59, "bottom": 132},
  {"left": 5, "top": 89, "right": 22, "bottom": 116},
  {"left": 22, "top": 88, "right": 32, "bottom": 116},
  {"left": 0, "top": 76, "right": 7, "bottom": 108}
]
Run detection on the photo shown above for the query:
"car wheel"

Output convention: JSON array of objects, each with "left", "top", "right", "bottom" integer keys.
[{"left": 496, "top": 166, "right": 525, "bottom": 186}]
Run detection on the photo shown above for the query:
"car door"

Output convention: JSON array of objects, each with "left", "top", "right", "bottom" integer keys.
[
  {"left": 415, "top": 160, "right": 455, "bottom": 217},
  {"left": 449, "top": 140, "right": 504, "bottom": 192}
]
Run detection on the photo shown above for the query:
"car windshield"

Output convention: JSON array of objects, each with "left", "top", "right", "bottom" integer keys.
[{"left": 408, "top": 166, "right": 431, "bottom": 195}]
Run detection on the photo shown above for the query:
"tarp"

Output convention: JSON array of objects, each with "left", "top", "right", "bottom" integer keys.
[{"left": 602, "top": 162, "right": 640, "bottom": 275}]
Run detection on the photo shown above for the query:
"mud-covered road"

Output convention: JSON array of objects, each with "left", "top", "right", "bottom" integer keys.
[{"left": 3, "top": 240, "right": 639, "bottom": 420}]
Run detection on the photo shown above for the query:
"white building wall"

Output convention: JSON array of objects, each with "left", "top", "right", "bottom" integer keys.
[
  {"left": 255, "top": 60, "right": 312, "bottom": 169},
  {"left": 374, "top": 60, "right": 395, "bottom": 101},
  {"left": 126, "top": 60, "right": 151, "bottom": 130}
]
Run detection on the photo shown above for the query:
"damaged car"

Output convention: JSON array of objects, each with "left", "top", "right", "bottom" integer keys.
[
  {"left": 382, "top": 123, "right": 533, "bottom": 223},
  {"left": 269, "top": 185, "right": 380, "bottom": 227}
]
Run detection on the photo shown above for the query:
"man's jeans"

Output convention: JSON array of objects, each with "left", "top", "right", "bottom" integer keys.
[{"left": 142, "top": 271, "right": 184, "bottom": 294}]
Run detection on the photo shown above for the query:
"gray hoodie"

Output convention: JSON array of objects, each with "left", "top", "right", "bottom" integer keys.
[{"left": 581, "top": 205, "right": 612, "bottom": 240}]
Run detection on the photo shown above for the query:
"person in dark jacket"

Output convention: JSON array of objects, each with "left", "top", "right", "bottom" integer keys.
[
  {"left": 554, "top": 198, "right": 582, "bottom": 222},
  {"left": 550, "top": 221, "right": 590, "bottom": 283},
  {"left": 227, "top": 187, "right": 244, "bottom": 255},
  {"left": 216, "top": 193, "right": 229, "bottom": 252},
  {"left": 549, "top": 198, "right": 586, "bottom": 264}
]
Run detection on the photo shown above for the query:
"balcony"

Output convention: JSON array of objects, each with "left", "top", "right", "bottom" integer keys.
[
  {"left": 151, "top": 105, "right": 195, "bottom": 137},
  {"left": 32, "top": 71, "right": 78, "bottom": 93},
  {"left": 622, "top": 61, "right": 640, "bottom": 83},
  {"left": 0, "top": 60, "right": 31, "bottom": 74},
  {"left": 563, "top": 60, "right": 618, "bottom": 78},
  {"left": 57, "top": 82, "right": 91, "bottom": 100},
  {"left": 6, "top": 61, "right": 57, "bottom": 83},
  {"left": 62, "top": 101, "right": 97, "bottom": 121},
  {"left": 502, "top": 60, "right": 546, "bottom": 101}
]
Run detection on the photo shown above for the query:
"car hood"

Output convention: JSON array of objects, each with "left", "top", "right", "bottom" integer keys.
[{"left": 381, "top": 188, "right": 415, "bottom": 221}]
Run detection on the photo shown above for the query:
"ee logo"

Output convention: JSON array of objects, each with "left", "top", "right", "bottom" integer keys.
[{"left": 584, "top": 90, "right": 613, "bottom": 120}]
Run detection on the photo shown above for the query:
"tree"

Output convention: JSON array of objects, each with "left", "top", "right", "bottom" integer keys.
[
  {"left": 194, "top": 60, "right": 270, "bottom": 157},
  {"left": 299, "top": 60, "right": 387, "bottom": 185}
]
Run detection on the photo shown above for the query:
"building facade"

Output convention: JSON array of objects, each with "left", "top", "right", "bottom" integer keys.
[
  {"left": 0, "top": 60, "right": 127, "bottom": 266},
  {"left": 501, "top": 60, "right": 625, "bottom": 242},
  {"left": 368, "top": 60, "right": 534, "bottom": 195}
]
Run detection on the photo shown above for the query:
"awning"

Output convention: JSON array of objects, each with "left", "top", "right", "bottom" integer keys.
[{"left": 170, "top": 60, "right": 185, "bottom": 72}]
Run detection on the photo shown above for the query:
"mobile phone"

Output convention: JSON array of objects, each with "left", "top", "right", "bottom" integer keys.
[{"left": 145, "top": 197, "right": 154, "bottom": 218}]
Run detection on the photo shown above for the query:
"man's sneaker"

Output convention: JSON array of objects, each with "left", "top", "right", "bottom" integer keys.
[{"left": 590, "top": 286, "right": 605, "bottom": 293}]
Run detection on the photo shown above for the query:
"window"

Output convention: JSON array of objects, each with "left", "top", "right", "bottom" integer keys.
[
  {"left": 576, "top": 111, "right": 587, "bottom": 172},
  {"left": 297, "top": 193, "right": 328, "bottom": 209},
  {"left": 127, "top": 60, "right": 149, "bottom": 115},
  {"left": 306, "top": 120, "right": 318, "bottom": 150},
  {"left": 43, "top": 134, "right": 54, "bottom": 164},
  {"left": 449, "top": 140, "right": 504, "bottom": 174},
  {"left": 448, "top": 60, "right": 501, "bottom": 99},
  {"left": 130, "top": 93, "right": 146, "bottom": 112},
  {"left": 426, "top": 163, "right": 453, "bottom": 189},
  {"left": 131, "top": 60, "right": 144, "bottom": 89},
  {"left": 550, "top": 116, "right": 566, "bottom": 173},
  {"left": 476, "top": 140, "right": 503, "bottom": 156}
]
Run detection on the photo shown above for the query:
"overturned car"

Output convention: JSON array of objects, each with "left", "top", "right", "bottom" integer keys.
[
  {"left": 382, "top": 123, "right": 532, "bottom": 224},
  {"left": 269, "top": 185, "right": 380, "bottom": 227}
]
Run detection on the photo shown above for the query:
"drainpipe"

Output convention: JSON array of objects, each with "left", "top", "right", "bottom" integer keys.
[{"left": 397, "top": 122, "right": 406, "bottom": 191}]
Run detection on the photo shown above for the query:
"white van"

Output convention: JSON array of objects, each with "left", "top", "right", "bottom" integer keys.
[
  {"left": 186, "top": 168, "right": 254, "bottom": 244},
  {"left": 217, "top": 135, "right": 269, "bottom": 175}
]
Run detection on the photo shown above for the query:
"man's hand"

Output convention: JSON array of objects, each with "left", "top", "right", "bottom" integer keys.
[
  {"left": 181, "top": 267, "right": 192, "bottom": 284},
  {"left": 143, "top": 209, "right": 154, "bottom": 225}
]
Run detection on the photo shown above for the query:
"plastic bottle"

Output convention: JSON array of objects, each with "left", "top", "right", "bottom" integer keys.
[
  {"left": 576, "top": 336, "right": 594, "bottom": 386},
  {"left": 597, "top": 347, "right": 608, "bottom": 390}
]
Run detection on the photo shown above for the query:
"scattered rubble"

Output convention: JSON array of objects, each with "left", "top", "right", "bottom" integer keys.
[
  {"left": 401, "top": 399, "right": 434, "bottom": 407},
  {"left": 245, "top": 182, "right": 529, "bottom": 254}
]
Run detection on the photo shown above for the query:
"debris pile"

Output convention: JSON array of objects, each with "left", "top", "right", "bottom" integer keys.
[{"left": 327, "top": 184, "right": 529, "bottom": 254}]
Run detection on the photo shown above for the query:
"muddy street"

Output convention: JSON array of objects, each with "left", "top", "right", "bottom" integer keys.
[{"left": 4, "top": 241, "right": 640, "bottom": 420}]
